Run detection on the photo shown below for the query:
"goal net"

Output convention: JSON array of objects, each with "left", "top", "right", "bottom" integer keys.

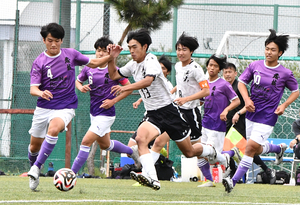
[{"left": 216, "top": 31, "right": 300, "bottom": 139}]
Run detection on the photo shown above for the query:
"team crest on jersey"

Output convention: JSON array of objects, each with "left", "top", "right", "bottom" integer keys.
[
  {"left": 104, "top": 73, "right": 110, "bottom": 84},
  {"left": 65, "top": 57, "right": 72, "bottom": 70},
  {"left": 272, "top": 73, "right": 279, "bottom": 86},
  {"left": 183, "top": 70, "right": 190, "bottom": 82},
  {"left": 211, "top": 86, "right": 216, "bottom": 96},
  {"left": 142, "top": 67, "right": 146, "bottom": 78}
]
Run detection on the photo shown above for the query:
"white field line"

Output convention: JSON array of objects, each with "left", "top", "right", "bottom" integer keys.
[{"left": 0, "top": 200, "right": 299, "bottom": 205}]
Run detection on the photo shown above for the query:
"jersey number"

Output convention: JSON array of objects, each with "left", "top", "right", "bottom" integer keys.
[
  {"left": 141, "top": 88, "right": 151, "bottom": 98},
  {"left": 254, "top": 74, "right": 261, "bottom": 85},
  {"left": 88, "top": 76, "right": 93, "bottom": 84},
  {"left": 47, "top": 69, "right": 53, "bottom": 79}
]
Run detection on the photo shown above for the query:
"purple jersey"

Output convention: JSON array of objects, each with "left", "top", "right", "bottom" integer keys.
[
  {"left": 30, "top": 48, "right": 90, "bottom": 109},
  {"left": 77, "top": 66, "right": 128, "bottom": 117},
  {"left": 202, "top": 78, "right": 238, "bottom": 132},
  {"left": 239, "top": 60, "right": 298, "bottom": 126}
]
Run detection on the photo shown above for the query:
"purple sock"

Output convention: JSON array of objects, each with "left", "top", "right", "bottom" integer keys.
[
  {"left": 28, "top": 145, "right": 39, "bottom": 167},
  {"left": 34, "top": 135, "right": 57, "bottom": 169},
  {"left": 72, "top": 148, "right": 90, "bottom": 174},
  {"left": 109, "top": 140, "right": 133, "bottom": 155},
  {"left": 199, "top": 161, "right": 213, "bottom": 182},
  {"left": 28, "top": 151, "right": 38, "bottom": 167},
  {"left": 267, "top": 143, "right": 281, "bottom": 154},
  {"left": 222, "top": 150, "right": 234, "bottom": 158},
  {"left": 232, "top": 161, "right": 251, "bottom": 186}
]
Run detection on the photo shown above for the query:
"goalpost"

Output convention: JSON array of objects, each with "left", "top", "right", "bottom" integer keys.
[{"left": 216, "top": 31, "right": 300, "bottom": 138}]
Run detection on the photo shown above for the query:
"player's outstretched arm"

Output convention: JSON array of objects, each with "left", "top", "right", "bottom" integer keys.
[
  {"left": 238, "top": 81, "right": 255, "bottom": 112},
  {"left": 275, "top": 90, "right": 299, "bottom": 115},
  {"left": 220, "top": 97, "right": 240, "bottom": 121},
  {"left": 107, "top": 44, "right": 123, "bottom": 80},
  {"left": 87, "top": 55, "right": 112, "bottom": 68},
  {"left": 174, "top": 87, "right": 209, "bottom": 106},
  {"left": 100, "top": 81, "right": 132, "bottom": 109},
  {"left": 75, "top": 80, "right": 91, "bottom": 93},
  {"left": 30, "top": 85, "right": 53, "bottom": 101},
  {"left": 111, "top": 76, "right": 154, "bottom": 96}
]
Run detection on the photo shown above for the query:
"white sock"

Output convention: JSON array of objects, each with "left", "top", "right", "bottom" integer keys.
[
  {"left": 140, "top": 153, "right": 158, "bottom": 180},
  {"left": 199, "top": 144, "right": 214, "bottom": 157},
  {"left": 150, "top": 150, "right": 160, "bottom": 164},
  {"left": 261, "top": 142, "right": 269, "bottom": 155}
]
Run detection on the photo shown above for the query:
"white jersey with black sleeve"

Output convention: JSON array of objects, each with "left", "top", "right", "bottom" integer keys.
[
  {"left": 175, "top": 60, "right": 206, "bottom": 109},
  {"left": 118, "top": 53, "right": 173, "bottom": 111}
]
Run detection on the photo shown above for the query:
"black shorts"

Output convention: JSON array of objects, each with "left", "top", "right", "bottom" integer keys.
[
  {"left": 144, "top": 103, "right": 191, "bottom": 142},
  {"left": 179, "top": 107, "right": 202, "bottom": 142}
]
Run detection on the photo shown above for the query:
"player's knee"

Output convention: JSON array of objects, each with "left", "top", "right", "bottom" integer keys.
[
  {"left": 47, "top": 127, "right": 61, "bottom": 136},
  {"left": 183, "top": 150, "right": 194, "bottom": 158}
]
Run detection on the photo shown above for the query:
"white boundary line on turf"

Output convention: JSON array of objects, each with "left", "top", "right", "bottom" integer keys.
[{"left": 0, "top": 200, "right": 298, "bottom": 204}]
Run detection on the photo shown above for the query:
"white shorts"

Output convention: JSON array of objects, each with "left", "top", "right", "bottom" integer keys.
[
  {"left": 29, "top": 107, "right": 75, "bottom": 138},
  {"left": 201, "top": 127, "right": 225, "bottom": 152},
  {"left": 89, "top": 115, "right": 115, "bottom": 137},
  {"left": 246, "top": 119, "right": 274, "bottom": 145}
]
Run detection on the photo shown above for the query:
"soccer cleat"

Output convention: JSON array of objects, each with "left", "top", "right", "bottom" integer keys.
[
  {"left": 222, "top": 153, "right": 231, "bottom": 178},
  {"left": 197, "top": 180, "right": 216, "bottom": 187},
  {"left": 137, "top": 174, "right": 161, "bottom": 191},
  {"left": 27, "top": 165, "right": 40, "bottom": 190},
  {"left": 275, "top": 143, "right": 287, "bottom": 165},
  {"left": 222, "top": 177, "right": 234, "bottom": 193},
  {"left": 232, "top": 147, "right": 242, "bottom": 165},
  {"left": 130, "top": 171, "right": 140, "bottom": 183},
  {"left": 130, "top": 145, "right": 141, "bottom": 169},
  {"left": 265, "top": 168, "right": 276, "bottom": 184}
]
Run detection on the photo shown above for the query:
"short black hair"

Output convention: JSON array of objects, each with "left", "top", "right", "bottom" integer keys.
[
  {"left": 175, "top": 32, "right": 199, "bottom": 52},
  {"left": 206, "top": 54, "right": 227, "bottom": 70},
  {"left": 159, "top": 55, "right": 172, "bottom": 73},
  {"left": 265, "top": 29, "right": 289, "bottom": 56},
  {"left": 94, "top": 36, "right": 113, "bottom": 50},
  {"left": 127, "top": 29, "right": 152, "bottom": 51},
  {"left": 40, "top": 23, "right": 65, "bottom": 40},
  {"left": 224, "top": 63, "right": 237, "bottom": 71}
]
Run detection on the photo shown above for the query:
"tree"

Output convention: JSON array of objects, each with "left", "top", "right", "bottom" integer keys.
[{"left": 105, "top": 0, "right": 184, "bottom": 46}]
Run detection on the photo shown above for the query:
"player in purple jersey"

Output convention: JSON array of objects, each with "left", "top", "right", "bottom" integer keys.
[
  {"left": 27, "top": 23, "right": 120, "bottom": 191},
  {"left": 198, "top": 54, "right": 241, "bottom": 187},
  {"left": 106, "top": 29, "right": 227, "bottom": 191},
  {"left": 71, "top": 36, "right": 139, "bottom": 175},
  {"left": 222, "top": 29, "right": 299, "bottom": 193}
]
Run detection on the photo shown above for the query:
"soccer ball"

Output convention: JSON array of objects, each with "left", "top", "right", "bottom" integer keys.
[{"left": 53, "top": 168, "right": 77, "bottom": 191}]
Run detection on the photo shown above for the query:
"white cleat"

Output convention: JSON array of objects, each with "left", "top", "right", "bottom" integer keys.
[
  {"left": 130, "top": 145, "right": 141, "bottom": 169},
  {"left": 27, "top": 165, "right": 40, "bottom": 190},
  {"left": 137, "top": 174, "right": 161, "bottom": 191},
  {"left": 275, "top": 143, "right": 287, "bottom": 165},
  {"left": 222, "top": 153, "right": 231, "bottom": 178}
]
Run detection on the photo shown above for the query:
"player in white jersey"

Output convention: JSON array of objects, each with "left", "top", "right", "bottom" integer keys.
[{"left": 106, "top": 29, "right": 226, "bottom": 190}]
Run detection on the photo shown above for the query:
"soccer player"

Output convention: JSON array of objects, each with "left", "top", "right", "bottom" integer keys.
[
  {"left": 70, "top": 36, "right": 139, "bottom": 175},
  {"left": 27, "top": 23, "right": 120, "bottom": 190},
  {"left": 128, "top": 54, "right": 174, "bottom": 152},
  {"left": 223, "top": 63, "right": 276, "bottom": 183},
  {"left": 197, "top": 54, "right": 241, "bottom": 187},
  {"left": 106, "top": 29, "right": 225, "bottom": 190},
  {"left": 222, "top": 29, "right": 299, "bottom": 193}
]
